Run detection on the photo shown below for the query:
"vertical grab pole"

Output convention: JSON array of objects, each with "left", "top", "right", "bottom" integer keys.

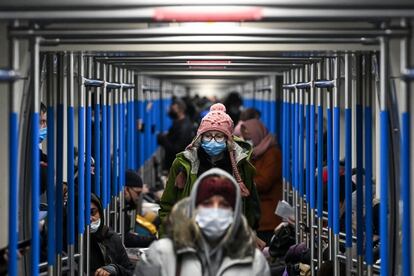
[
  {"left": 333, "top": 54, "right": 341, "bottom": 276},
  {"left": 270, "top": 84, "right": 276, "bottom": 136},
  {"left": 293, "top": 68, "right": 300, "bottom": 244},
  {"left": 85, "top": 56, "right": 93, "bottom": 276},
  {"left": 30, "top": 36, "right": 41, "bottom": 276},
  {"left": 126, "top": 71, "right": 133, "bottom": 169},
  {"left": 298, "top": 67, "right": 305, "bottom": 243},
  {"left": 316, "top": 60, "right": 324, "bottom": 270},
  {"left": 400, "top": 18, "right": 412, "bottom": 276},
  {"left": 365, "top": 54, "right": 374, "bottom": 276},
  {"left": 326, "top": 57, "right": 335, "bottom": 261},
  {"left": 119, "top": 69, "right": 126, "bottom": 243},
  {"left": 355, "top": 54, "right": 365, "bottom": 275},
  {"left": 144, "top": 89, "right": 150, "bottom": 165},
  {"left": 106, "top": 65, "right": 112, "bottom": 226},
  {"left": 77, "top": 53, "right": 86, "bottom": 276},
  {"left": 137, "top": 76, "right": 145, "bottom": 170},
  {"left": 282, "top": 72, "right": 287, "bottom": 202},
  {"left": 305, "top": 64, "right": 311, "bottom": 247},
  {"left": 112, "top": 67, "right": 119, "bottom": 233},
  {"left": 94, "top": 61, "right": 101, "bottom": 197},
  {"left": 379, "top": 34, "right": 390, "bottom": 276},
  {"left": 8, "top": 21, "right": 19, "bottom": 276},
  {"left": 67, "top": 52, "right": 76, "bottom": 276},
  {"left": 344, "top": 53, "right": 353, "bottom": 276},
  {"left": 285, "top": 73, "right": 292, "bottom": 205},
  {"left": 101, "top": 63, "right": 108, "bottom": 225},
  {"left": 130, "top": 71, "right": 136, "bottom": 169},
  {"left": 309, "top": 63, "right": 316, "bottom": 275},
  {"left": 46, "top": 53, "right": 56, "bottom": 276},
  {"left": 56, "top": 53, "right": 65, "bottom": 276},
  {"left": 291, "top": 70, "right": 297, "bottom": 240}
]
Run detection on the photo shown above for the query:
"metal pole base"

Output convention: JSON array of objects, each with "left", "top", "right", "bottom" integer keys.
[
  {"left": 119, "top": 191, "right": 125, "bottom": 244},
  {"left": 86, "top": 226, "right": 90, "bottom": 276},
  {"left": 114, "top": 197, "right": 118, "bottom": 232},
  {"left": 294, "top": 191, "right": 300, "bottom": 244},
  {"left": 299, "top": 198, "right": 304, "bottom": 243},
  {"left": 47, "top": 265, "right": 54, "bottom": 276},
  {"left": 68, "top": 244, "right": 75, "bottom": 276},
  {"left": 78, "top": 234, "right": 84, "bottom": 276},
  {"left": 329, "top": 228, "right": 335, "bottom": 261},
  {"left": 357, "top": 255, "right": 363, "bottom": 276},
  {"left": 346, "top": 247, "right": 352, "bottom": 276},
  {"left": 367, "top": 264, "right": 373, "bottom": 276},
  {"left": 318, "top": 217, "right": 323, "bottom": 269},
  {"left": 56, "top": 254, "right": 62, "bottom": 276},
  {"left": 333, "top": 234, "right": 339, "bottom": 276},
  {"left": 310, "top": 209, "right": 315, "bottom": 275},
  {"left": 105, "top": 208, "right": 110, "bottom": 227}
]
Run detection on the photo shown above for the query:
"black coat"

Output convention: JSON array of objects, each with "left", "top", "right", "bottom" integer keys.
[
  {"left": 88, "top": 194, "right": 135, "bottom": 276},
  {"left": 157, "top": 117, "right": 194, "bottom": 171},
  {"left": 123, "top": 203, "right": 156, "bottom": 248},
  {"left": 89, "top": 228, "right": 134, "bottom": 276}
]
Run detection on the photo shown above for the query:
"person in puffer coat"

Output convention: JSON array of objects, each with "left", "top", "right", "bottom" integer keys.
[
  {"left": 87, "top": 194, "right": 135, "bottom": 276},
  {"left": 159, "top": 103, "right": 261, "bottom": 232},
  {"left": 134, "top": 168, "right": 270, "bottom": 276}
]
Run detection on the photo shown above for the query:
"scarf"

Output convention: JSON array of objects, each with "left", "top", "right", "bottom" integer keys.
[{"left": 240, "top": 119, "right": 276, "bottom": 159}]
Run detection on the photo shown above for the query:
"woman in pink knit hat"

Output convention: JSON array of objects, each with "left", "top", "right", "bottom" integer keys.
[{"left": 159, "top": 103, "right": 261, "bottom": 233}]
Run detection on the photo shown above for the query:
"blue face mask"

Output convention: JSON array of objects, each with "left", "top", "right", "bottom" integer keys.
[
  {"left": 39, "top": 127, "right": 47, "bottom": 143},
  {"left": 201, "top": 140, "right": 227, "bottom": 156}
]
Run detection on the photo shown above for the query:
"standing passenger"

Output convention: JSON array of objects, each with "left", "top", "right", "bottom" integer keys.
[
  {"left": 159, "top": 103, "right": 260, "bottom": 231},
  {"left": 239, "top": 119, "right": 283, "bottom": 244},
  {"left": 135, "top": 168, "right": 270, "bottom": 276},
  {"left": 157, "top": 99, "right": 194, "bottom": 172}
]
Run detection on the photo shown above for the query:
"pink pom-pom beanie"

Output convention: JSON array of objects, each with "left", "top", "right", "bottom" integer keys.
[
  {"left": 196, "top": 103, "right": 234, "bottom": 139},
  {"left": 191, "top": 103, "right": 250, "bottom": 197}
]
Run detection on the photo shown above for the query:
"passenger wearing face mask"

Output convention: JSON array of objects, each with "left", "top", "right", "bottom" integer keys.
[
  {"left": 135, "top": 168, "right": 270, "bottom": 276},
  {"left": 160, "top": 103, "right": 261, "bottom": 234},
  {"left": 238, "top": 119, "right": 282, "bottom": 245},
  {"left": 157, "top": 99, "right": 195, "bottom": 171},
  {"left": 123, "top": 169, "right": 157, "bottom": 248},
  {"left": 87, "top": 194, "right": 135, "bottom": 276}
]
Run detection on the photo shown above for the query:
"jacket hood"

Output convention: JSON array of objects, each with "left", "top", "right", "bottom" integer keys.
[
  {"left": 189, "top": 168, "right": 242, "bottom": 237},
  {"left": 91, "top": 193, "right": 109, "bottom": 238},
  {"left": 165, "top": 168, "right": 255, "bottom": 259}
]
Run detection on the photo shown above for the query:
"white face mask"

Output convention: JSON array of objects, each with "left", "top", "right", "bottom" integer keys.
[
  {"left": 195, "top": 207, "right": 234, "bottom": 240},
  {"left": 90, "top": 218, "right": 101, "bottom": 233}
]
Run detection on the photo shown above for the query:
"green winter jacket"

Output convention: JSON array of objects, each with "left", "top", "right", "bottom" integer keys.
[{"left": 159, "top": 137, "right": 261, "bottom": 232}]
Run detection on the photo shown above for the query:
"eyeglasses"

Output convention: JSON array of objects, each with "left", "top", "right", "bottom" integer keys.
[{"left": 202, "top": 133, "right": 226, "bottom": 143}]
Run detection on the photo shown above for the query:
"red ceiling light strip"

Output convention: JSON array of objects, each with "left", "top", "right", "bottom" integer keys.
[
  {"left": 154, "top": 7, "right": 263, "bottom": 22},
  {"left": 189, "top": 66, "right": 227, "bottom": 70},
  {"left": 187, "top": 60, "right": 232, "bottom": 64}
]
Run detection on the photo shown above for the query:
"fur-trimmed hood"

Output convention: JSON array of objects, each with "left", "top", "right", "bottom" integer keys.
[{"left": 164, "top": 168, "right": 256, "bottom": 260}]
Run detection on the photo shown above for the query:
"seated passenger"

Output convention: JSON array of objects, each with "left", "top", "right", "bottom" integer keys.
[
  {"left": 124, "top": 169, "right": 157, "bottom": 248},
  {"left": 159, "top": 103, "right": 261, "bottom": 232},
  {"left": 135, "top": 168, "right": 270, "bottom": 276},
  {"left": 87, "top": 194, "right": 134, "bottom": 276}
]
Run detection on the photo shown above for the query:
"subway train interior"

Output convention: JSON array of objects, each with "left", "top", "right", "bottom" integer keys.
[{"left": 0, "top": 1, "right": 414, "bottom": 275}]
